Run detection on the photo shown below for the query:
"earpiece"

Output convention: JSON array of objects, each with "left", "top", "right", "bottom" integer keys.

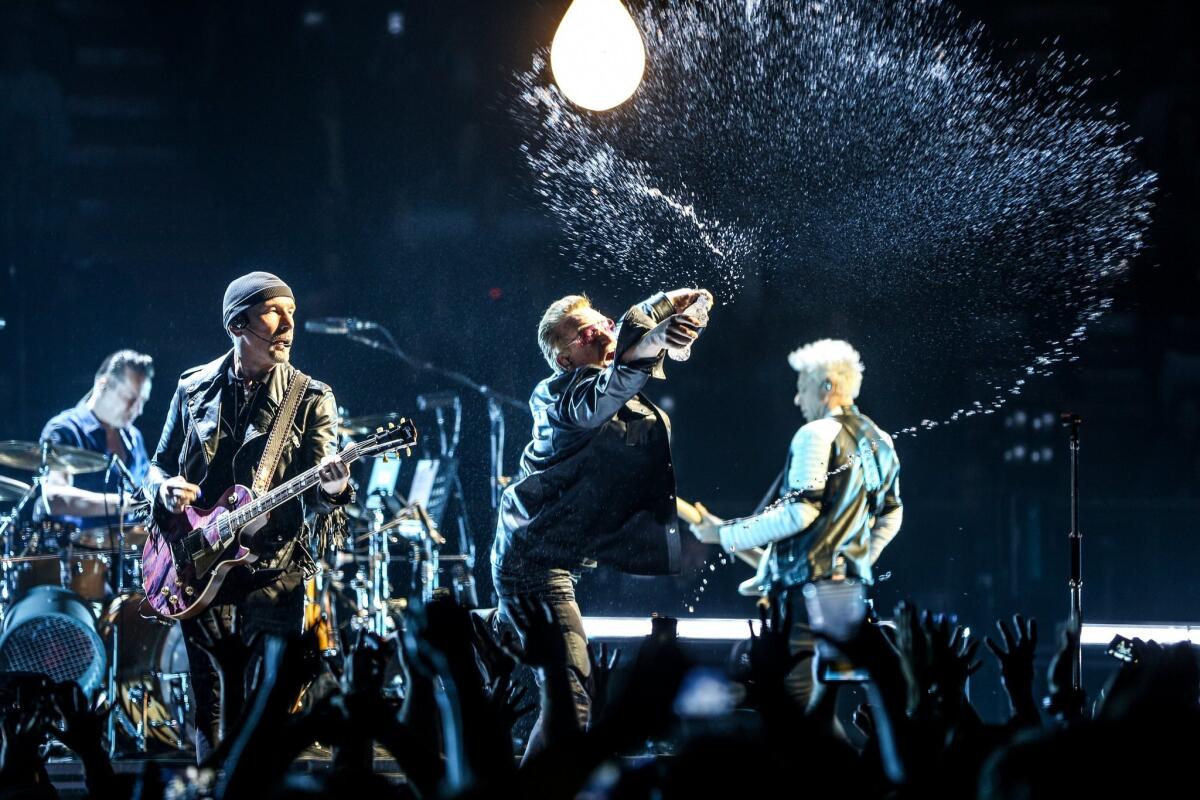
[
  {"left": 822, "top": 379, "right": 833, "bottom": 393},
  {"left": 230, "top": 313, "right": 273, "bottom": 344}
]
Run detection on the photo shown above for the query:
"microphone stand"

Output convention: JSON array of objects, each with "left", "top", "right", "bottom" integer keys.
[
  {"left": 104, "top": 451, "right": 145, "bottom": 755},
  {"left": 340, "top": 325, "right": 525, "bottom": 513},
  {"left": 104, "top": 454, "right": 122, "bottom": 756},
  {"left": 1062, "top": 413, "right": 1084, "bottom": 694}
]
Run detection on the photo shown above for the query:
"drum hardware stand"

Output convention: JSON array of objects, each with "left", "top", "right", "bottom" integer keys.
[
  {"left": 487, "top": 397, "right": 509, "bottom": 511},
  {"left": 364, "top": 496, "right": 388, "bottom": 633},
  {"left": 410, "top": 502, "right": 445, "bottom": 603},
  {"left": 103, "top": 453, "right": 146, "bottom": 756},
  {"left": 362, "top": 484, "right": 405, "bottom": 633},
  {"left": 0, "top": 444, "right": 51, "bottom": 617},
  {"left": 104, "top": 454, "right": 126, "bottom": 756},
  {"left": 416, "top": 391, "right": 479, "bottom": 607}
]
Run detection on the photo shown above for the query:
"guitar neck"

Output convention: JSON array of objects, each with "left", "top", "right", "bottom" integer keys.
[{"left": 224, "top": 448, "right": 359, "bottom": 531}]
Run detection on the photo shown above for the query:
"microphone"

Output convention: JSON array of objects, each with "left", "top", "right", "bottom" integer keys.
[
  {"left": 108, "top": 453, "right": 141, "bottom": 492},
  {"left": 304, "top": 317, "right": 379, "bottom": 335},
  {"left": 105, "top": 452, "right": 119, "bottom": 490}
]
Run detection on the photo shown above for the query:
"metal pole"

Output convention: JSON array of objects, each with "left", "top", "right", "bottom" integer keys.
[{"left": 1063, "top": 412, "right": 1083, "bottom": 693}]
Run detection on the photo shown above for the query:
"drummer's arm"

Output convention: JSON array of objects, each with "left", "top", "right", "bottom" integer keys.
[{"left": 41, "top": 469, "right": 131, "bottom": 518}]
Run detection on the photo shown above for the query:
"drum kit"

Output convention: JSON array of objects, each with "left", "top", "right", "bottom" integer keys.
[
  {"left": 0, "top": 403, "right": 478, "bottom": 755},
  {"left": 320, "top": 408, "right": 477, "bottom": 644},
  {"left": 0, "top": 439, "right": 187, "bottom": 753}
]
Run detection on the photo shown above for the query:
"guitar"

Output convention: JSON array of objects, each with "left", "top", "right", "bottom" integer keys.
[
  {"left": 142, "top": 419, "right": 418, "bottom": 620},
  {"left": 677, "top": 497, "right": 771, "bottom": 597}
]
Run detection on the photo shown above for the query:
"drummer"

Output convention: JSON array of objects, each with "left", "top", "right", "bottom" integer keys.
[{"left": 38, "top": 350, "right": 154, "bottom": 529}]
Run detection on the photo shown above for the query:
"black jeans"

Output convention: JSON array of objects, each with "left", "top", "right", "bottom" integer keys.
[
  {"left": 181, "top": 568, "right": 304, "bottom": 763},
  {"left": 495, "top": 570, "right": 591, "bottom": 761}
]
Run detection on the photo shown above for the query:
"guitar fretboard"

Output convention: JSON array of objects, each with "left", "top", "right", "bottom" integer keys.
[{"left": 222, "top": 440, "right": 372, "bottom": 532}]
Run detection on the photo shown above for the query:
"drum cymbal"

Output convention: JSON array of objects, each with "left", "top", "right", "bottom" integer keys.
[
  {"left": 337, "top": 413, "right": 403, "bottom": 437},
  {"left": 0, "top": 440, "right": 109, "bottom": 475},
  {"left": 0, "top": 475, "right": 32, "bottom": 502}
]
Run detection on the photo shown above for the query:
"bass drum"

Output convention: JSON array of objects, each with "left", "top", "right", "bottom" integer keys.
[{"left": 98, "top": 593, "right": 193, "bottom": 752}]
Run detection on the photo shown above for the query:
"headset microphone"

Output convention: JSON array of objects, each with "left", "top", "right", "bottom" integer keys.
[{"left": 232, "top": 317, "right": 288, "bottom": 346}]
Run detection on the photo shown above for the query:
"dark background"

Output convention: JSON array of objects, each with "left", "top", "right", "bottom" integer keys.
[{"left": 2, "top": 0, "right": 1197, "bottom": 718}]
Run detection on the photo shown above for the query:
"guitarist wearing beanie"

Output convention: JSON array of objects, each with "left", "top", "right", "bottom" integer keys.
[{"left": 145, "top": 271, "right": 354, "bottom": 761}]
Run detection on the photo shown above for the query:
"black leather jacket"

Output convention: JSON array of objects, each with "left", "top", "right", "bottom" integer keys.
[
  {"left": 491, "top": 293, "right": 682, "bottom": 591},
  {"left": 145, "top": 351, "right": 350, "bottom": 573}
]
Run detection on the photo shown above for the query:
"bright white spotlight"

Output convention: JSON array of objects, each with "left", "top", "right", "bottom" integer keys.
[
  {"left": 583, "top": 617, "right": 761, "bottom": 640},
  {"left": 550, "top": 0, "right": 646, "bottom": 112},
  {"left": 1080, "top": 623, "right": 1198, "bottom": 646}
]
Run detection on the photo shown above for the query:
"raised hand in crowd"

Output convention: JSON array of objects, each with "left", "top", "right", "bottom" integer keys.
[
  {"left": 1044, "top": 623, "right": 1085, "bottom": 723},
  {"left": 50, "top": 681, "right": 121, "bottom": 798},
  {"left": 813, "top": 610, "right": 911, "bottom": 786},
  {"left": 896, "top": 604, "right": 980, "bottom": 722},
  {"left": 985, "top": 615, "right": 1040, "bottom": 728},
  {"left": 426, "top": 596, "right": 520, "bottom": 784},
  {"left": 500, "top": 595, "right": 579, "bottom": 763},
  {"left": 188, "top": 613, "right": 258, "bottom": 767},
  {"left": 470, "top": 612, "right": 518, "bottom": 691},
  {"left": 582, "top": 642, "right": 621, "bottom": 723},
  {"left": 516, "top": 616, "right": 690, "bottom": 800},
  {"left": 1095, "top": 637, "right": 1200, "bottom": 723},
  {"left": 747, "top": 601, "right": 807, "bottom": 693},
  {"left": 0, "top": 673, "right": 56, "bottom": 793},
  {"left": 217, "top": 634, "right": 311, "bottom": 799},
  {"left": 925, "top": 612, "right": 983, "bottom": 722}
]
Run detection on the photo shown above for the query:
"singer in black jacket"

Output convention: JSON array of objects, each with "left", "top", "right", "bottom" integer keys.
[{"left": 492, "top": 287, "right": 709, "bottom": 759}]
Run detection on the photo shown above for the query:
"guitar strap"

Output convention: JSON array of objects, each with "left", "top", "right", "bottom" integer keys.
[{"left": 251, "top": 369, "right": 311, "bottom": 497}]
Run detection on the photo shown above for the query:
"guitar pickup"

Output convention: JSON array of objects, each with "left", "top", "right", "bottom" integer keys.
[{"left": 174, "top": 528, "right": 224, "bottom": 577}]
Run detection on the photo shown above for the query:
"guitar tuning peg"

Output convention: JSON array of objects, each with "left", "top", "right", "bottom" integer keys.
[
  {"left": 376, "top": 426, "right": 384, "bottom": 434},
  {"left": 404, "top": 446, "right": 412, "bottom": 457},
  {"left": 387, "top": 422, "right": 395, "bottom": 429}
]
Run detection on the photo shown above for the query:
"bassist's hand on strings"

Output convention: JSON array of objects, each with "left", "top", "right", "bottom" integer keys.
[{"left": 159, "top": 476, "right": 201, "bottom": 514}]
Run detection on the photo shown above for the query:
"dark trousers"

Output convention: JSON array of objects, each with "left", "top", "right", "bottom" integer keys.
[
  {"left": 495, "top": 571, "right": 591, "bottom": 762},
  {"left": 772, "top": 587, "right": 817, "bottom": 709},
  {"left": 181, "top": 569, "right": 304, "bottom": 763}
]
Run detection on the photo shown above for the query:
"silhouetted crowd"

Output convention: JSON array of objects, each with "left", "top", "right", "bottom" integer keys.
[{"left": 1, "top": 596, "right": 1196, "bottom": 799}]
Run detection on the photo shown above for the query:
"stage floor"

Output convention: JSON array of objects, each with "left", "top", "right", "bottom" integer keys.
[{"left": 44, "top": 752, "right": 409, "bottom": 798}]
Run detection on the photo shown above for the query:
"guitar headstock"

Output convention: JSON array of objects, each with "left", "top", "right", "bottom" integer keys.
[{"left": 351, "top": 418, "right": 418, "bottom": 461}]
